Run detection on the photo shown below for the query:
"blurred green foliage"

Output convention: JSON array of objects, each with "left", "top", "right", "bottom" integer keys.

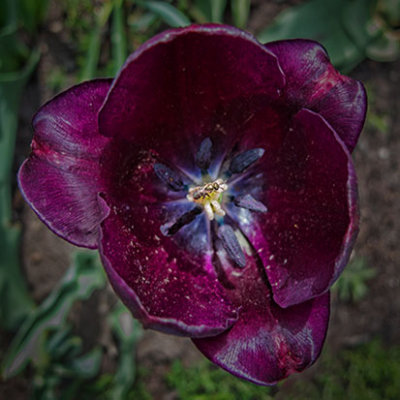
[
  {"left": 0, "top": 0, "right": 42, "bottom": 331},
  {"left": 31, "top": 327, "right": 103, "bottom": 400},
  {"left": 74, "top": 368, "right": 152, "bottom": 400},
  {"left": 287, "top": 340, "right": 400, "bottom": 400},
  {"left": 365, "top": 83, "right": 390, "bottom": 134},
  {"left": 107, "top": 301, "right": 144, "bottom": 399},
  {"left": 2, "top": 252, "right": 106, "bottom": 379},
  {"left": 167, "top": 340, "right": 400, "bottom": 400},
  {"left": 258, "top": 0, "right": 400, "bottom": 72},
  {"left": 167, "top": 359, "right": 274, "bottom": 400},
  {"left": 333, "top": 257, "right": 376, "bottom": 303},
  {"left": 2, "top": 251, "right": 144, "bottom": 399}
]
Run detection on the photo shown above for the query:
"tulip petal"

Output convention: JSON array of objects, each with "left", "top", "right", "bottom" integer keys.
[
  {"left": 193, "top": 252, "right": 330, "bottom": 385},
  {"left": 18, "top": 79, "right": 112, "bottom": 248},
  {"left": 227, "top": 108, "right": 358, "bottom": 307},
  {"left": 99, "top": 206, "right": 238, "bottom": 337},
  {"left": 265, "top": 39, "right": 366, "bottom": 152},
  {"left": 98, "top": 25, "right": 285, "bottom": 176},
  {"left": 97, "top": 139, "right": 237, "bottom": 336}
]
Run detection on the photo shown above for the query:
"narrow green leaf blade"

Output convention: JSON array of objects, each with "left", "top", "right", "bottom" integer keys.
[
  {"left": 144, "top": 1, "right": 191, "bottom": 27},
  {"left": 79, "top": 2, "right": 113, "bottom": 81},
  {"left": 0, "top": 49, "right": 40, "bottom": 331},
  {"left": 111, "top": 0, "right": 128, "bottom": 74},
  {"left": 210, "top": 0, "right": 227, "bottom": 23},
  {"left": 231, "top": 0, "right": 251, "bottom": 28},
  {"left": 108, "top": 301, "right": 143, "bottom": 399},
  {"left": 2, "top": 252, "right": 105, "bottom": 378}
]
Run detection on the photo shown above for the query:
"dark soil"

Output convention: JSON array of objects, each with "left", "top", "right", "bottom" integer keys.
[{"left": 2, "top": 1, "right": 400, "bottom": 399}]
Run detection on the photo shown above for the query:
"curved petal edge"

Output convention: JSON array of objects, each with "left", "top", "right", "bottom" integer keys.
[
  {"left": 265, "top": 39, "right": 367, "bottom": 152},
  {"left": 18, "top": 79, "right": 112, "bottom": 248}
]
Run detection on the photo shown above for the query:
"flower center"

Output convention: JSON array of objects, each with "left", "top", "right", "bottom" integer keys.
[
  {"left": 153, "top": 137, "right": 268, "bottom": 269},
  {"left": 186, "top": 179, "right": 228, "bottom": 221}
]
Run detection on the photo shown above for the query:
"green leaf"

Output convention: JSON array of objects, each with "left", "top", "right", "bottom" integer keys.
[
  {"left": 111, "top": 0, "right": 128, "bottom": 74},
  {"left": 231, "top": 0, "right": 251, "bottom": 29},
  {"left": 143, "top": 1, "right": 191, "bottom": 27},
  {"left": 341, "top": 0, "right": 378, "bottom": 50},
  {"left": 108, "top": 301, "right": 143, "bottom": 399},
  {"left": 0, "top": 0, "right": 17, "bottom": 30},
  {"left": 257, "top": 0, "right": 371, "bottom": 72},
  {"left": 0, "top": 49, "right": 39, "bottom": 331},
  {"left": 377, "top": 0, "right": 400, "bottom": 28},
  {"left": 129, "top": 12, "right": 158, "bottom": 32},
  {"left": 366, "top": 31, "right": 400, "bottom": 61},
  {"left": 0, "top": 26, "right": 29, "bottom": 73},
  {"left": 18, "top": 0, "right": 50, "bottom": 33},
  {"left": 191, "top": 0, "right": 227, "bottom": 23},
  {"left": 333, "top": 257, "right": 376, "bottom": 303},
  {"left": 61, "top": 346, "right": 103, "bottom": 379},
  {"left": 2, "top": 252, "right": 106, "bottom": 378},
  {"left": 210, "top": 0, "right": 227, "bottom": 23},
  {"left": 79, "top": 2, "right": 113, "bottom": 81}
]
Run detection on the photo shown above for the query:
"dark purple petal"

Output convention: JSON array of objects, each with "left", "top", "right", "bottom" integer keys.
[
  {"left": 97, "top": 139, "right": 237, "bottom": 336},
  {"left": 98, "top": 25, "right": 285, "bottom": 175},
  {"left": 193, "top": 252, "right": 330, "bottom": 385},
  {"left": 18, "top": 79, "right": 112, "bottom": 248},
  {"left": 99, "top": 207, "right": 238, "bottom": 337},
  {"left": 265, "top": 39, "right": 367, "bottom": 152},
  {"left": 227, "top": 108, "right": 358, "bottom": 308}
]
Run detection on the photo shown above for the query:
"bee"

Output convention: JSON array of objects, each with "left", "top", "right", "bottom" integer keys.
[
  {"left": 187, "top": 179, "right": 228, "bottom": 220},
  {"left": 192, "top": 182, "right": 220, "bottom": 200}
]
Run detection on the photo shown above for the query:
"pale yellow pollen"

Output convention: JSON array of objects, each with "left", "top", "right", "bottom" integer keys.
[{"left": 186, "top": 178, "right": 228, "bottom": 221}]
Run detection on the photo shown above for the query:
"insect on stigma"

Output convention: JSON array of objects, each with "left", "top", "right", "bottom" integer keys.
[{"left": 186, "top": 179, "right": 228, "bottom": 220}]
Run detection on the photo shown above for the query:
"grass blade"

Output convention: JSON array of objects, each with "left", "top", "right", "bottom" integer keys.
[{"left": 144, "top": 1, "right": 191, "bottom": 27}]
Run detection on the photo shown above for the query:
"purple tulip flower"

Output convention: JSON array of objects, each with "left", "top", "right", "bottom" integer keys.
[{"left": 18, "top": 25, "right": 366, "bottom": 385}]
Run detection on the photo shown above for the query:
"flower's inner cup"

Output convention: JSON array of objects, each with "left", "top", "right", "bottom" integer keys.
[{"left": 155, "top": 136, "right": 267, "bottom": 270}]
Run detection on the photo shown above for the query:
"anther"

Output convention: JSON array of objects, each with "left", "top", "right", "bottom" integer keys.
[
  {"left": 234, "top": 194, "right": 268, "bottom": 213},
  {"left": 218, "top": 224, "right": 246, "bottom": 268},
  {"left": 195, "top": 137, "right": 213, "bottom": 171},
  {"left": 229, "top": 148, "right": 265, "bottom": 174},
  {"left": 161, "top": 207, "right": 202, "bottom": 236},
  {"left": 154, "top": 163, "right": 184, "bottom": 191}
]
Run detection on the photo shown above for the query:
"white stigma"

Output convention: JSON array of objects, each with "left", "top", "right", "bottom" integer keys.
[{"left": 186, "top": 178, "right": 228, "bottom": 221}]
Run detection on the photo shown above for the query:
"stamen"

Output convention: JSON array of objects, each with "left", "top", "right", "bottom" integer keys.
[
  {"left": 204, "top": 202, "right": 214, "bottom": 220},
  {"left": 229, "top": 148, "right": 265, "bottom": 174},
  {"left": 234, "top": 194, "right": 268, "bottom": 213},
  {"left": 211, "top": 200, "right": 225, "bottom": 217},
  {"left": 187, "top": 178, "right": 227, "bottom": 220},
  {"left": 195, "top": 137, "right": 213, "bottom": 171},
  {"left": 154, "top": 163, "right": 184, "bottom": 191},
  {"left": 218, "top": 224, "right": 246, "bottom": 268},
  {"left": 161, "top": 207, "right": 202, "bottom": 236}
]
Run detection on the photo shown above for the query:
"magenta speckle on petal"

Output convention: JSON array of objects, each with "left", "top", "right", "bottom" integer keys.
[{"left": 18, "top": 24, "right": 366, "bottom": 385}]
